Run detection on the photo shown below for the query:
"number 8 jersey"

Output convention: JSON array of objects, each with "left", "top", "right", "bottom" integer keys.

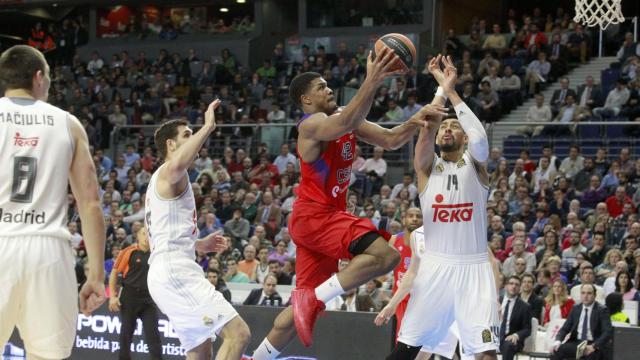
[
  {"left": 0, "top": 97, "right": 74, "bottom": 240},
  {"left": 419, "top": 152, "right": 489, "bottom": 256}
]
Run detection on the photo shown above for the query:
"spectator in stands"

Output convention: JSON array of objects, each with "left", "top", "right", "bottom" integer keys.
[
  {"left": 359, "top": 146, "right": 387, "bottom": 197},
  {"left": 390, "top": 173, "right": 418, "bottom": 202},
  {"left": 489, "top": 234, "right": 507, "bottom": 262},
  {"left": 617, "top": 32, "right": 640, "bottom": 63},
  {"left": 619, "top": 147, "right": 635, "bottom": 175},
  {"left": 499, "top": 65, "right": 522, "bottom": 112},
  {"left": 593, "top": 78, "right": 631, "bottom": 119},
  {"left": 237, "top": 245, "right": 258, "bottom": 280},
  {"left": 577, "top": 75, "right": 602, "bottom": 110},
  {"left": 225, "top": 258, "right": 250, "bottom": 283},
  {"left": 543, "top": 279, "right": 575, "bottom": 326},
  {"left": 550, "top": 284, "right": 612, "bottom": 360},
  {"left": 268, "top": 259, "right": 291, "bottom": 285},
  {"left": 603, "top": 260, "right": 628, "bottom": 296},
  {"left": 524, "top": 24, "right": 548, "bottom": 53},
  {"left": 588, "top": 232, "right": 610, "bottom": 268},
  {"left": 207, "top": 268, "right": 232, "bottom": 303},
  {"left": 224, "top": 208, "right": 251, "bottom": 246},
  {"left": 273, "top": 143, "right": 297, "bottom": 174},
  {"left": 545, "top": 95, "right": 588, "bottom": 136},
  {"left": 532, "top": 156, "right": 557, "bottom": 193},
  {"left": 401, "top": 92, "right": 422, "bottom": 121},
  {"left": 614, "top": 270, "right": 637, "bottom": 300},
  {"left": 567, "top": 24, "right": 590, "bottom": 64},
  {"left": 487, "top": 147, "right": 506, "bottom": 174},
  {"left": 571, "top": 263, "right": 605, "bottom": 304},
  {"left": 87, "top": 51, "right": 104, "bottom": 75},
  {"left": 244, "top": 274, "right": 283, "bottom": 306},
  {"left": 499, "top": 275, "right": 532, "bottom": 360},
  {"left": 559, "top": 145, "right": 585, "bottom": 181},
  {"left": 503, "top": 237, "right": 537, "bottom": 275},
  {"left": 520, "top": 93, "right": 551, "bottom": 136},
  {"left": 606, "top": 292, "right": 631, "bottom": 324},
  {"left": 561, "top": 228, "right": 587, "bottom": 271},
  {"left": 249, "top": 154, "right": 279, "bottom": 188},
  {"left": 548, "top": 33, "right": 569, "bottom": 80},
  {"left": 363, "top": 279, "right": 389, "bottom": 311},
  {"left": 525, "top": 51, "right": 551, "bottom": 96},
  {"left": 383, "top": 99, "right": 404, "bottom": 122},
  {"left": 550, "top": 77, "right": 577, "bottom": 116},
  {"left": 574, "top": 158, "right": 597, "bottom": 194},
  {"left": 482, "top": 24, "right": 507, "bottom": 54},
  {"left": 475, "top": 80, "right": 500, "bottom": 123},
  {"left": 520, "top": 273, "right": 544, "bottom": 323},
  {"left": 606, "top": 185, "right": 636, "bottom": 218},
  {"left": 477, "top": 51, "right": 500, "bottom": 78},
  {"left": 536, "top": 229, "right": 561, "bottom": 267}
]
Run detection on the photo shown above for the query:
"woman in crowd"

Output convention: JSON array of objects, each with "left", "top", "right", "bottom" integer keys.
[
  {"left": 595, "top": 249, "right": 623, "bottom": 283},
  {"left": 543, "top": 279, "right": 575, "bottom": 326},
  {"left": 615, "top": 270, "right": 638, "bottom": 300}
]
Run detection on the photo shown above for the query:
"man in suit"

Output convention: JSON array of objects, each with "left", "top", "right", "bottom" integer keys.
[
  {"left": 500, "top": 275, "right": 533, "bottom": 360},
  {"left": 255, "top": 191, "right": 282, "bottom": 241},
  {"left": 550, "top": 283, "right": 612, "bottom": 360},
  {"left": 544, "top": 95, "right": 589, "bottom": 136},
  {"left": 519, "top": 273, "right": 544, "bottom": 323},
  {"left": 577, "top": 76, "right": 603, "bottom": 110},
  {"left": 549, "top": 34, "right": 569, "bottom": 81},
  {"left": 243, "top": 274, "right": 283, "bottom": 306},
  {"left": 550, "top": 77, "right": 577, "bottom": 116}
]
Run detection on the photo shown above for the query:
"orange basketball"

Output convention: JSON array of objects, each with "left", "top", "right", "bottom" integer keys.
[{"left": 374, "top": 33, "right": 416, "bottom": 72}]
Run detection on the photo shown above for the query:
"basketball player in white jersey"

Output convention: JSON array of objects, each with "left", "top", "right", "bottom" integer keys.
[
  {"left": 145, "top": 99, "right": 250, "bottom": 360},
  {"left": 383, "top": 55, "right": 499, "bottom": 359},
  {"left": 0, "top": 45, "right": 106, "bottom": 359}
]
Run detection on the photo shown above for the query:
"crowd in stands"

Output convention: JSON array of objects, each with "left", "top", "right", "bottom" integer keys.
[{"left": 34, "top": 7, "right": 639, "bottom": 355}]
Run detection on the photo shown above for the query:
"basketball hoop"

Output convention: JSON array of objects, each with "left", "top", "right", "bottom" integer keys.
[{"left": 574, "top": 0, "right": 625, "bottom": 30}]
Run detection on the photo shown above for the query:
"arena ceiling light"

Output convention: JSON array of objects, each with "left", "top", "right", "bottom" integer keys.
[
  {"left": 220, "top": 7, "right": 229, "bottom": 12},
  {"left": 237, "top": 0, "right": 246, "bottom": 3}
]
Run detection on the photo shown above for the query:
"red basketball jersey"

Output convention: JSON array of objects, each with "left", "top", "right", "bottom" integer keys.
[
  {"left": 392, "top": 232, "right": 412, "bottom": 294},
  {"left": 296, "top": 115, "right": 356, "bottom": 211}
]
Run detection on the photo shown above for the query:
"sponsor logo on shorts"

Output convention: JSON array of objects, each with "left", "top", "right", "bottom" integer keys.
[
  {"left": 431, "top": 195, "right": 473, "bottom": 223},
  {"left": 203, "top": 315, "right": 214, "bottom": 326},
  {"left": 481, "top": 329, "right": 492, "bottom": 343}
]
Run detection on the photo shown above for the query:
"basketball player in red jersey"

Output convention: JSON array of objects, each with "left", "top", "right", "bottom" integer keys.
[
  {"left": 389, "top": 207, "right": 423, "bottom": 339},
  {"left": 251, "top": 47, "right": 447, "bottom": 359}
]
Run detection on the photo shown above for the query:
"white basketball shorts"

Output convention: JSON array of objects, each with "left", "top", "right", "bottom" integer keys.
[
  {"left": 148, "top": 254, "right": 238, "bottom": 351},
  {"left": 0, "top": 236, "right": 78, "bottom": 359},
  {"left": 398, "top": 251, "right": 500, "bottom": 355}
]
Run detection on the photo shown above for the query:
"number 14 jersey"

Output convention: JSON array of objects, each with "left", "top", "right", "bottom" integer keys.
[
  {"left": 0, "top": 97, "right": 74, "bottom": 240},
  {"left": 419, "top": 152, "right": 489, "bottom": 256}
]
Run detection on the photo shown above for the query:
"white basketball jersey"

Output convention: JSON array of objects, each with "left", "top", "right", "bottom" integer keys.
[
  {"left": 419, "top": 152, "right": 488, "bottom": 255},
  {"left": 0, "top": 97, "right": 74, "bottom": 240},
  {"left": 145, "top": 165, "right": 198, "bottom": 264}
]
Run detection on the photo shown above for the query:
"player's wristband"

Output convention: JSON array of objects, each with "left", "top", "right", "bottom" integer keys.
[{"left": 435, "top": 86, "right": 448, "bottom": 100}]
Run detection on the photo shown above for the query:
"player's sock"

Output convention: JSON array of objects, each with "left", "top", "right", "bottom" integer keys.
[
  {"left": 252, "top": 338, "right": 280, "bottom": 360},
  {"left": 314, "top": 274, "right": 344, "bottom": 304}
]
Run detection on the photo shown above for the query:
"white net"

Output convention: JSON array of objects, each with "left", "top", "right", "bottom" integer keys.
[{"left": 574, "top": 0, "right": 625, "bottom": 30}]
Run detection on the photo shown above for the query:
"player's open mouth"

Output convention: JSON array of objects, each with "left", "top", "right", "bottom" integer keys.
[{"left": 443, "top": 134, "right": 453, "bottom": 141}]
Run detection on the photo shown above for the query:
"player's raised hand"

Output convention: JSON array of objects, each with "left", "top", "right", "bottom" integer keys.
[
  {"left": 374, "top": 303, "right": 397, "bottom": 326},
  {"left": 196, "top": 230, "right": 228, "bottom": 253},
  {"left": 408, "top": 104, "right": 449, "bottom": 128},
  {"left": 366, "top": 47, "right": 404, "bottom": 85},
  {"left": 440, "top": 55, "right": 458, "bottom": 92},
  {"left": 79, "top": 279, "right": 106, "bottom": 316},
  {"left": 428, "top": 54, "right": 446, "bottom": 84},
  {"left": 204, "top": 99, "right": 221, "bottom": 131}
]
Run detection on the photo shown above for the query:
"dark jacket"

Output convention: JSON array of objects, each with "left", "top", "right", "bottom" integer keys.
[
  {"left": 243, "top": 288, "right": 283, "bottom": 306},
  {"left": 501, "top": 297, "right": 533, "bottom": 345},
  {"left": 555, "top": 302, "right": 613, "bottom": 351}
]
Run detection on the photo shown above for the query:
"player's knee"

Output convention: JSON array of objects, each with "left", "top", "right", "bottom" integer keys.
[
  {"left": 382, "top": 247, "right": 401, "bottom": 272},
  {"left": 235, "top": 322, "right": 252, "bottom": 346}
]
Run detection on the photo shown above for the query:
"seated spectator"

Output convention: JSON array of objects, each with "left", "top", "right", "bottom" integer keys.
[
  {"left": 480, "top": 66, "right": 502, "bottom": 93},
  {"left": 616, "top": 32, "right": 640, "bottom": 63},
  {"left": 559, "top": 146, "right": 585, "bottom": 181},
  {"left": 359, "top": 146, "right": 387, "bottom": 197},
  {"left": 614, "top": 270, "right": 637, "bottom": 300},
  {"left": 606, "top": 292, "right": 630, "bottom": 324},
  {"left": 475, "top": 80, "right": 500, "bottom": 123},
  {"left": 525, "top": 52, "right": 551, "bottom": 95},
  {"left": 606, "top": 185, "right": 636, "bottom": 218},
  {"left": 503, "top": 238, "right": 537, "bottom": 275},
  {"left": 243, "top": 274, "right": 283, "bottom": 306},
  {"left": 255, "top": 191, "right": 282, "bottom": 240},
  {"left": 477, "top": 51, "right": 500, "bottom": 78},
  {"left": 567, "top": 24, "right": 590, "bottom": 64},
  {"left": 520, "top": 273, "right": 545, "bottom": 323},
  {"left": 237, "top": 244, "right": 258, "bottom": 278},
  {"left": 268, "top": 240, "right": 289, "bottom": 265},
  {"left": 499, "top": 65, "right": 522, "bottom": 112},
  {"left": 482, "top": 24, "right": 507, "bottom": 54},
  {"left": 570, "top": 263, "right": 605, "bottom": 304},
  {"left": 550, "top": 77, "right": 577, "bottom": 116},
  {"left": 536, "top": 229, "right": 562, "bottom": 264},
  {"left": 603, "top": 260, "right": 629, "bottom": 296},
  {"left": 383, "top": 99, "right": 404, "bottom": 122},
  {"left": 273, "top": 143, "right": 298, "bottom": 174},
  {"left": 577, "top": 75, "right": 602, "bottom": 110},
  {"left": 499, "top": 275, "right": 532, "bottom": 360},
  {"left": 524, "top": 24, "right": 548, "bottom": 53},
  {"left": 543, "top": 279, "right": 575, "bottom": 326},
  {"left": 224, "top": 258, "right": 250, "bottom": 283},
  {"left": 548, "top": 33, "right": 569, "bottom": 80},
  {"left": 402, "top": 93, "right": 422, "bottom": 121},
  {"left": 593, "top": 79, "right": 631, "bottom": 119},
  {"left": 254, "top": 247, "right": 270, "bottom": 283},
  {"left": 363, "top": 279, "right": 389, "bottom": 311},
  {"left": 207, "top": 268, "right": 232, "bottom": 302},
  {"left": 266, "top": 103, "right": 286, "bottom": 123},
  {"left": 268, "top": 259, "right": 292, "bottom": 285}
]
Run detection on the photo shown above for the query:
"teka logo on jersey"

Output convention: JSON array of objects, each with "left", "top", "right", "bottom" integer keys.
[
  {"left": 431, "top": 194, "right": 473, "bottom": 223},
  {"left": 14, "top": 132, "right": 39, "bottom": 147}
]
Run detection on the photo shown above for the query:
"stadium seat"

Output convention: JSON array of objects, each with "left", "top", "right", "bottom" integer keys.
[
  {"left": 601, "top": 68, "right": 621, "bottom": 94},
  {"left": 605, "top": 125, "right": 625, "bottom": 138},
  {"left": 578, "top": 124, "right": 601, "bottom": 138}
]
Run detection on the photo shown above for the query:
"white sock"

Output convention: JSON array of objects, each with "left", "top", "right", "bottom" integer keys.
[
  {"left": 314, "top": 274, "right": 345, "bottom": 304},
  {"left": 252, "top": 338, "right": 280, "bottom": 360}
]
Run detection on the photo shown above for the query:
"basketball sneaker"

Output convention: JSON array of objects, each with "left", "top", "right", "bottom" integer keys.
[{"left": 291, "top": 288, "right": 325, "bottom": 347}]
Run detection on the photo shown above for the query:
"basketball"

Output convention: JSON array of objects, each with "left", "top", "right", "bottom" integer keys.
[{"left": 374, "top": 33, "right": 416, "bottom": 72}]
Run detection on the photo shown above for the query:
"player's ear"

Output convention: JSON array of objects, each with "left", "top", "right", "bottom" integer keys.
[{"left": 301, "top": 94, "right": 311, "bottom": 106}]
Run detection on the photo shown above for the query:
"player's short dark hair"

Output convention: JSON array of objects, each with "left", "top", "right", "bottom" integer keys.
[
  {"left": 289, "top": 72, "right": 322, "bottom": 108},
  {"left": 154, "top": 119, "right": 189, "bottom": 161},
  {"left": 0, "top": 45, "right": 47, "bottom": 91}
]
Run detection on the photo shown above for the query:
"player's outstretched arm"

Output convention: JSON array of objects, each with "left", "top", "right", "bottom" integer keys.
[
  {"left": 299, "top": 47, "right": 401, "bottom": 142},
  {"left": 163, "top": 100, "right": 220, "bottom": 184},
  {"left": 69, "top": 114, "right": 106, "bottom": 316},
  {"left": 374, "top": 234, "right": 421, "bottom": 326},
  {"left": 440, "top": 56, "right": 489, "bottom": 164},
  {"left": 356, "top": 103, "right": 447, "bottom": 150}
]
